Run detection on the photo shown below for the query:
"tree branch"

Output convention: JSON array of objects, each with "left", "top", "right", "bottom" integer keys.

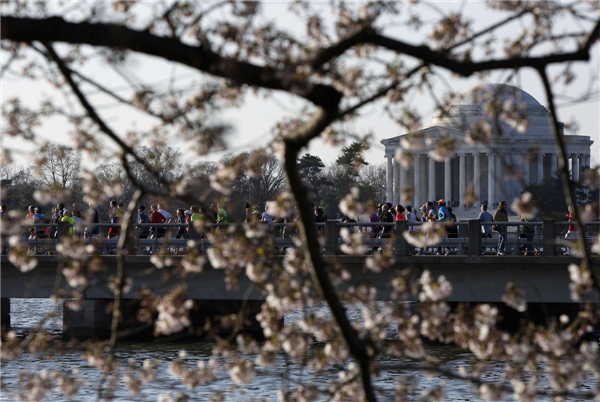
[
  {"left": 42, "top": 42, "right": 198, "bottom": 206},
  {"left": 96, "top": 188, "right": 143, "bottom": 401},
  {"left": 368, "top": 30, "right": 596, "bottom": 76},
  {"left": 537, "top": 67, "right": 600, "bottom": 303},
  {"left": 311, "top": 28, "right": 374, "bottom": 70},
  {"left": 2, "top": 16, "right": 342, "bottom": 109},
  {"left": 282, "top": 111, "right": 377, "bottom": 402},
  {"left": 307, "top": 15, "right": 599, "bottom": 78}
]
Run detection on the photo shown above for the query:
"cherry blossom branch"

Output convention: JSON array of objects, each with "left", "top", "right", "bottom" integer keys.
[
  {"left": 339, "top": 64, "right": 423, "bottom": 119},
  {"left": 42, "top": 43, "right": 198, "bottom": 206},
  {"left": 311, "top": 14, "right": 598, "bottom": 77},
  {"left": 2, "top": 16, "right": 342, "bottom": 110},
  {"left": 445, "top": 8, "right": 532, "bottom": 51},
  {"left": 282, "top": 110, "right": 377, "bottom": 402},
  {"left": 96, "top": 188, "right": 143, "bottom": 401},
  {"left": 5, "top": 15, "right": 597, "bottom": 109},
  {"left": 537, "top": 67, "right": 600, "bottom": 303},
  {"left": 367, "top": 26, "right": 599, "bottom": 76}
]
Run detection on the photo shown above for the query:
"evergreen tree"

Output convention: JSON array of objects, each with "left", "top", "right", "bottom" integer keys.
[
  {"left": 297, "top": 153, "right": 325, "bottom": 183},
  {"left": 335, "top": 141, "right": 369, "bottom": 174}
]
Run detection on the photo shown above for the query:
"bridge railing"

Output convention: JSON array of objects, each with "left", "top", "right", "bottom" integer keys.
[{"left": 2, "top": 220, "right": 599, "bottom": 257}]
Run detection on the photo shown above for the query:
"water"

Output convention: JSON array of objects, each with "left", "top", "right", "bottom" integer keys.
[{"left": 1, "top": 299, "right": 597, "bottom": 401}]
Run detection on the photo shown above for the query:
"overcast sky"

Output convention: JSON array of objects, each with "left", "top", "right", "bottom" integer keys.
[{"left": 2, "top": 1, "right": 598, "bottom": 169}]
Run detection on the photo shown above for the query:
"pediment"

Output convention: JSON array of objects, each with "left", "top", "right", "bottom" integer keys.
[{"left": 380, "top": 125, "right": 463, "bottom": 146}]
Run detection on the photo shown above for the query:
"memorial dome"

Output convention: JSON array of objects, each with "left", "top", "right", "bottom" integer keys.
[{"left": 431, "top": 83, "right": 552, "bottom": 137}]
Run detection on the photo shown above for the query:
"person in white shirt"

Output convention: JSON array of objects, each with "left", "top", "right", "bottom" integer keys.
[
  {"left": 72, "top": 210, "right": 85, "bottom": 237},
  {"left": 157, "top": 203, "right": 173, "bottom": 236},
  {"left": 405, "top": 205, "right": 417, "bottom": 232},
  {"left": 157, "top": 203, "right": 173, "bottom": 223}
]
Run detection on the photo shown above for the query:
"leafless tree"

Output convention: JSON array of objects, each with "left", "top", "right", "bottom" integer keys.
[
  {"left": 38, "top": 144, "right": 80, "bottom": 190},
  {"left": 359, "top": 163, "right": 386, "bottom": 204}
]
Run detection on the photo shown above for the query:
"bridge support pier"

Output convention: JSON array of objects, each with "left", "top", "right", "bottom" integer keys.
[
  {"left": 1, "top": 298, "right": 10, "bottom": 329},
  {"left": 63, "top": 299, "right": 142, "bottom": 339},
  {"left": 190, "top": 300, "right": 265, "bottom": 339},
  {"left": 63, "top": 299, "right": 265, "bottom": 340}
]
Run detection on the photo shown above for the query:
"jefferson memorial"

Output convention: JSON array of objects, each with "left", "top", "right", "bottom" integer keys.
[{"left": 381, "top": 84, "right": 594, "bottom": 208}]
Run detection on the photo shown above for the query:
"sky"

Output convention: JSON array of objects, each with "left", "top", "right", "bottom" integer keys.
[{"left": 2, "top": 1, "right": 599, "bottom": 170}]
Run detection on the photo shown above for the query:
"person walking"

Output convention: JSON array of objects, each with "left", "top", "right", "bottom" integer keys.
[
  {"left": 493, "top": 201, "right": 509, "bottom": 256},
  {"left": 564, "top": 205, "right": 579, "bottom": 240},
  {"left": 379, "top": 204, "right": 394, "bottom": 238},
  {"left": 447, "top": 207, "right": 459, "bottom": 239},
  {"left": 107, "top": 200, "right": 121, "bottom": 239},
  {"left": 244, "top": 203, "right": 253, "bottom": 223},
  {"left": 395, "top": 205, "right": 406, "bottom": 221},
  {"left": 150, "top": 204, "right": 166, "bottom": 238},
  {"left": 262, "top": 204, "right": 275, "bottom": 223},
  {"left": 61, "top": 210, "right": 76, "bottom": 236},
  {"left": 478, "top": 204, "right": 493, "bottom": 238},
  {"left": 519, "top": 215, "right": 535, "bottom": 255},
  {"left": 175, "top": 209, "right": 187, "bottom": 239},
  {"left": 158, "top": 203, "right": 173, "bottom": 237},
  {"left": 564, "top": 205, "right": 578, "bottom": 255},
  {"left": 86, "top": 203, "right": 100, "bottom": 238},
  {"left": 369, "top": 209, "right": 381, "bottom": 238},
  {"left": 437, "top": 199, "right": 449, "bottom": 222},
  {"left": 138, "top": 205, "right": 151, "bottom": 239},
  {"left": 405, "top": 205, "right": 417, "bottom": 232},
  {"left": 216, "top": 203, "right": 228, "bottom": 224}
]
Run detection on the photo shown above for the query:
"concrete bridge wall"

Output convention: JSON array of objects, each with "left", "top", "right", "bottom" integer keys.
[{"left": 2, "top": 255, "right": 598, "bottom": 304}]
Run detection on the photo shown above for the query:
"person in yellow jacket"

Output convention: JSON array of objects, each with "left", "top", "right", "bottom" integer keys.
[{"left": 61, "top": 211, "right": 76, "bottom": 235}]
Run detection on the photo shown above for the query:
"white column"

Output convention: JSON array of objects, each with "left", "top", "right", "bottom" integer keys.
[
  {"left": 386, "top": 156, "right": 393, "bottom": 203},
  {"left": 487, "top": 153, "right": 495, "bottom": 206},
  {"left": 473, "top": 153, "right": 481, "bottom": 202},
  {"left": 550, "top": 153, "right": 558, "bottom": 178},
  {"left": 428, "top": 156, "right": 436, "bottom": 201},
  {"left": 537, "top": 153, "right": 544, "bottom": 183},
  {"left": 459, "top": 153, "right": 466, "bottom": 205},
  {"left": 522, "top": 154, "right": 530, "bottom": 189},
  {"left": 445, "top": 159, "right": 452, "bottom": 204},
  {"left": 496, "top": 153, "right": 503, "bottom": 201},
  {"left": 572, "top": 154, "right": 580, "bottom": 182},
  {"left": 512, "top": 154, "right": 523, "bottom": 198},
  {"left": 414, "top": 154, "right": 421, "bottom": 207},
  {"left": 400, "top": 159, "right": 408, "bottom": 204},
  {"left": 393, "top": 160, "right": 401, "bottom": 205}
]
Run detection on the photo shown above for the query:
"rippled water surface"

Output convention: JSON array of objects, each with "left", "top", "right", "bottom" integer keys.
[{"left": 2, "top": 299, "right": 597, "bottom": 401}]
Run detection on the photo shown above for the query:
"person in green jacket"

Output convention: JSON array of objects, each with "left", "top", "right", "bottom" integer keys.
[
  {"left": 190, "top": 205, "right": 202, "bottom": 222},
  {"left": 216, "top": 203, "right": 228, "bottom": 224},
  {"left": 61, "top": 211, "right": 76, "bottom": 235}
]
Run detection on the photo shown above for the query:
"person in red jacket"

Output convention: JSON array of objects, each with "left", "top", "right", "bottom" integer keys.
[{"left": 150, "top": 204, "right": 166, "bottom": 238}]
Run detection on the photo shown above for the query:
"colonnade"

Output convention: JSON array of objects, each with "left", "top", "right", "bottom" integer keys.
[{"left": 385, "top": 152, "right": 591, "bottom": 207}]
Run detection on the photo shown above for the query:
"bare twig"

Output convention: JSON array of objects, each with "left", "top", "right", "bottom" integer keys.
[{"left": 96, "top": 188, "right": 143, "bottom": 401}]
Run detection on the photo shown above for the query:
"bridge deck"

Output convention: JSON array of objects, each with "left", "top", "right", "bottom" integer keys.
[{"left": 2, "top": 255, "right": 598, "bottom": 304}]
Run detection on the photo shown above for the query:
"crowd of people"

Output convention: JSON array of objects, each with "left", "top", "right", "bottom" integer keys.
[
  {"left": 5, "top": 201, "right": 230, "bottom": 241},
  {"left": 366, "top": 199, "right": 459, "bottom": 239},
  {"left": 2, "top": 195, "right": 582, "bottom": 257}
]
